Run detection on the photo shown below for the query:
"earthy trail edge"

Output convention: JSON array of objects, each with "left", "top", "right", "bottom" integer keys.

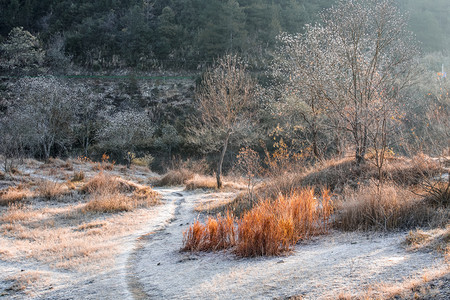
[{"left": 127, "top": 190, "right": 186, "bottom": 299}]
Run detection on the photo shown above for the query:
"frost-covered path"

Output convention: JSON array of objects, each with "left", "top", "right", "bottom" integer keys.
[
  {"left": 129, "top": 189, "right": 448, "bottom": 299},
  {"left": 3, "top": 187, "right": 446, "bottom": 299}
]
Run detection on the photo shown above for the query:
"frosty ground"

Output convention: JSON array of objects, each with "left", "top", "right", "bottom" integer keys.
[{"left": 1, "top": 162, "right": 448, "bottom": 300}]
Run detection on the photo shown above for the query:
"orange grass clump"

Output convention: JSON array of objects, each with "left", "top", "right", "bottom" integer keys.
[
  {"left": 182, "top": 212, "right": 236, "bottom": 252},
  {"left": 182, "top": 188, "right": 332, "bottom": 257}
]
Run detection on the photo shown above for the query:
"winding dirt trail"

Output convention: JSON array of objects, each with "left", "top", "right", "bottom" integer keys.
[
  {"left": 127, "top": 189, "right": 448, "bottom": 300},
  {"left": 2, "top": 187, "right": 447, "bottom": 299}
]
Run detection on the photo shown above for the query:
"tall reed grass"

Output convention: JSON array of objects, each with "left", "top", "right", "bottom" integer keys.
[{"left": 182, "top": 188, "right": 332, "bottom": 257}]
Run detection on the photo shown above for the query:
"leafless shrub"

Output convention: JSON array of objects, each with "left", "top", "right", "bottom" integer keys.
[{"left": 334, "top": 182, "right": 446, "bottom": 231}]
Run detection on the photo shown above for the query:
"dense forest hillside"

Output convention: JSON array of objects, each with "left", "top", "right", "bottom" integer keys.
[
  {"left": 0, "top": 0, "right": 448, "bottom": 168},
  {"left": 0, "top": 0, "right": 448, "bottom": 71}
]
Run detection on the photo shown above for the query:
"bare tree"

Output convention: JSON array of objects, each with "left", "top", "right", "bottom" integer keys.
[
  {"left": 273, "top": 26, "right": 334, "bottom": 160},
  {"left": 276, "top": 0, "right": 419, "bottom": 165},
  {"left": 97, "top": 110, "right": 154, "bottom": 167},
  {"left": 196, "top": 54, "right": 258, "bottom": 188},
  {"left": 7, "top": 77, "right": 77, "bottom": 160}
]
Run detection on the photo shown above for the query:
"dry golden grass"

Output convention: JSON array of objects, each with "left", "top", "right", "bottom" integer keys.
[
  {"left": 182, "top": 212, "right": 236, "bottom": 252},
  {"left": 81, "top": 172, "right": 119, "bottom": 194},
  {"left": 36, "top": 180, "right": 69, "bottom": 199},
  {"left": 334, "top": 183, "right": 448, "bottom": 231},
  {"left": 183, "top": 188, "right": 332, "bottom": 257},
  {"left": 92, "top": 162, "right": 115, "bottom": 171},
  {"left": 275, "top": 155, "right": 444, "bottom": 195},
  {"left": 155, "top": 169, "right": 194, "bottom": 186},
  {"left": 236, "top": 189, "right": 332, "bottom": 257},
  {"left": 81, "top": 172, "right": 159, "bottom": 213},
  {"left": 0, "top": 186, "right": 34, "bottom": 206},
  {"left": 198, "top": 192, "right": 255, "bottom": 218},
  {"left": 185, "top": 175, "right": 217, "bottom": 190},
  {"left": 258, "top": 172, "right": 304, "bottom": 200},
  {"left": 71, "top": 171, "right": 85, "bottom": 182},
  {"left": 4, "top": 271, "right": 46, "bottom": 293},
  {"left": 349, "top": 267, "right": 450, "bottom": 300},
  {"left": 0, "top": 199, "right": 163, "bottom": 271},
  {"left": 405, "top": 225, "right": 450, "bottom": 259},
  {"left": 185, "top": 174, "right": 245, "bottom": 191},
  {"left": 83, "top": 192, "right": 136, "bottom": 213},
  {"left": 0, "top": 203, "right": 35, "bottom": 223}
]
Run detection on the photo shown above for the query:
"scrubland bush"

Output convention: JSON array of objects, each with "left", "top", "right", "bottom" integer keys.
[
  {"left": 424, "top": 181, "right": 450, "bottom": 207},
  {"left": 182, "top": 188, "right": 332, "bottom": 257},
  {"left": 334, "top": 183, "right": 446, "bottom": 231}
]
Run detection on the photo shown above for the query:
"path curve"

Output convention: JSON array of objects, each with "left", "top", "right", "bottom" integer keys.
[{"left": 129, "top": 189, "right": 448, "bottom": 299}]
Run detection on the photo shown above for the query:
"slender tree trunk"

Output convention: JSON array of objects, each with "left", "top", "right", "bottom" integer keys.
[{"left": 216, "top": 133, "right": 231, "bottom": 189}]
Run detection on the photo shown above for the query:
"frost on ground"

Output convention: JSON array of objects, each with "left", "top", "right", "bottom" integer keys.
[
  {"left": 1, "top": 178, "right": 448, "bottom": 299},
  {"left": 0, "top": 187, "right": 180, "bottom": 299},
  {"left": 131, "top": 190, "right": 449, "bottom": 300}
]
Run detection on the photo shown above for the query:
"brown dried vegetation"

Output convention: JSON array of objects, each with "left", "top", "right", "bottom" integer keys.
[
  {"left": 0, "top": 185, "right": 34, "bottom": 206},
  {"left": 155, "top": 169, "right": 194, "bottom": 186},
  {"left": 182, "top": 188, "right": 332, "bottom": 257},
  {"left": 82, "top": 172, "right": 159, "bottom": 213}
]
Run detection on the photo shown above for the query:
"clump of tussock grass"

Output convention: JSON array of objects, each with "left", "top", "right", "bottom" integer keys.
[
  {"left": 334, "top": 182, "right": 448, "bottom": 231},
  {"left": 235, "top": 189, "right": 332, "bottom": 257},
  {"left": 36, "top": 180, "right": 69, "bottom": 199},
  {"left": 0, "top": 185, "right": 34, "bottom": 206},
  {"left": 81, "top": 172, "right": 121, "bottom": 194},
  {"left": 182, "top": 212, "right": 236, "bottom": 252},
  {"left": 71, "top": 171, "right": 85, "bottom": 182},
  {"left": 81, "top": 172, "right": 159, "bottom": 213},
  {"left": 155, "top": 169, "right": 194, "bottom": 186},
  {"left": 83, "top": 192, "right": 135, "bottom": 213},
  {"left": 185, "top": 175, "right": 218, "bottom": 190},
  {"left": 182, "top": 188, "right": 332, "bottom": 257}
]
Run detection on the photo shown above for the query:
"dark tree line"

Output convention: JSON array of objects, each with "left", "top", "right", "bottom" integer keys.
[{"left": 0, "top": 0, "right": 335, "bottom": 70}]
